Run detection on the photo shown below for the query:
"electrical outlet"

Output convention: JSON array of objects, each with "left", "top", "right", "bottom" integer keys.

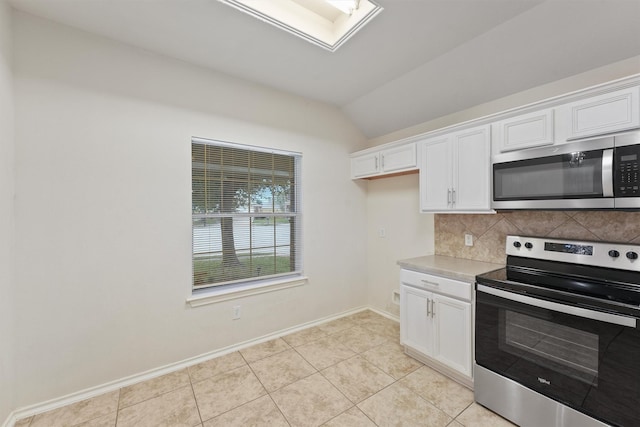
[
  {"left": 378, "top": 228, "right": 386, "bottom": 238},
  {"left": 232, "top": 305, "right": 241, "bottom": 320},
  {"left": 464, "top": 233, "right": 474, "bottom": 246}
]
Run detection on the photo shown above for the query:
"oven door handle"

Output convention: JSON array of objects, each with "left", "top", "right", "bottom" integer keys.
[{"left": 477, "top": 284, "right": 637, "bottom": 328}]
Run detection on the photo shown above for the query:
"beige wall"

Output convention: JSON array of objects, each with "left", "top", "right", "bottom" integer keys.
[
  {"left": 365, "top": 173, "right": 434, "bottom": 317},
  {"left": 12, "top": 11, "right": 368, "bottom": 408},
  {"left": 0, "top": 0, "right": 15, "bottom": 421},
  {"left": 435, "top": 211, "right": 640, "bottom": 264}
]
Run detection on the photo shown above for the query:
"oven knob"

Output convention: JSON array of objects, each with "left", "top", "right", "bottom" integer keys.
[
  {"left": 608, "top": 250, "right": 620, "bottom": 258},
  {"left": 626, "top": 251, "right": 638, "bottom": 260},
  {"left": 513, "top": 242, "right": 521, "bottom": 248},
  {"left": 524, "top": 242, "right": 533, "bottom": 249}
]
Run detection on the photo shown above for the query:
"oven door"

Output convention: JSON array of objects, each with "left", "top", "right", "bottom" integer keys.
[
  {"left": 475, "top": 284, "right": 640, "bottom": 427},
  {"left": 492, "top": 137, "right": 614, "bottom": 209}
]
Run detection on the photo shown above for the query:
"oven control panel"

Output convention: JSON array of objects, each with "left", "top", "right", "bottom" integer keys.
[
  {"left": 544, "top": 242, "right": 593, "bottom": 256},
  {"left": 506, "top": 235, "right": 640, "bottom": 271}
]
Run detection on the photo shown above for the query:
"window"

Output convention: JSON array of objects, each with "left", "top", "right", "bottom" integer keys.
[{"left": 191, "top": 138, "right": 302, "bottom": 292}]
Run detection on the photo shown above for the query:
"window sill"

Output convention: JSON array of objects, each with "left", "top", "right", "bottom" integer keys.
[{"left": 187, "top": 275, "right": 308, "bottom": 307}]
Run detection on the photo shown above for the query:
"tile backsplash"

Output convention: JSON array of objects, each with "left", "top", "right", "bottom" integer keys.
[{"left": 435, "top": 211, "right": 640, "bottom": 265}]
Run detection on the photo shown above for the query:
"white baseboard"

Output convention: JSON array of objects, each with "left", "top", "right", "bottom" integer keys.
[
  {"left": 368, "top": 306, "right": 399, "bottom": 322},
  {"left": 4, "top": 305, "right": 396, "bottom": 426}
]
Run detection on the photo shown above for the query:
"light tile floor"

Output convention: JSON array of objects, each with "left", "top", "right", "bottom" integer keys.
[{"left": 15, "top": 310, "right": 516, "bottom": 427}]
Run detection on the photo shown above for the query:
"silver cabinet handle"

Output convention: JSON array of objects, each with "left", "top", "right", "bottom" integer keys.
[
  {"left": 447, "top": 189, "right": 452, "bottom": 206},
  {"left": 375, "top": 156, "right": 379, "bottom": 170},
  {"left": 452, "top": 188, "right": 456, "bottom": 205},
  {"left": 426, "top": 298, "right": 431, "bottom": 317},
  {"left": 381, "top": 154, "right": 385, "bottom": 169},
  {"left": 431, "top": 299, "right": 435, "bottom": 318}
]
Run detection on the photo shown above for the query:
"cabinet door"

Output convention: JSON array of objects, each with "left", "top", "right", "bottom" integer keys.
[
  {"left": 452, "top": 125, "right": 492, "bottom": 211},
  {"left": 432, "top": 293, "right": 472, "bottom": 377},
  {"left": 381, "top": 143, "right": 416, "bottom": 174},
  {"left": 350, "top": 152, "right": 379, "bottom": 179},
  {"left": 496, "top": 109, "right": 554, "bottom": 152},
  {"left": 419, "top": 136, "right": 451, "bottom": 212},
  {"left": 400, "top": 285, "right": 433, "bottom": 356},
  {"left": 566, "top": 86, "right": 640, "bottom": 139}
]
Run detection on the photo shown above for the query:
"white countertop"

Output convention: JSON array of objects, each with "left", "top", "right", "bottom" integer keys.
[{"left": 397, "top": 255, "right": 504, "bottom": 283}]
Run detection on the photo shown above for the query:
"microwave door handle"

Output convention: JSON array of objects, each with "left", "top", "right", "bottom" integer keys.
[
  {"left": 602, "top": 149, "right": 614, "bottom": 197},
  {"left": 477, "top": 284, "right": 637, "bottom": 328}
]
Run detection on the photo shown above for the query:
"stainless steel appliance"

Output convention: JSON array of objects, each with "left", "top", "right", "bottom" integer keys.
[
  {"left": 492, "top": 131, "right": 640, "bottom": 210},
  {"left": 475, "top": 235, "right": 640, "bottom": 427}
]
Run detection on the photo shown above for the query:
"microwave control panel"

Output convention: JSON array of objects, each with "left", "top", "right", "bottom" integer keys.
[{"left": 616, "top": 145, "right": 640, "bottom": 197}]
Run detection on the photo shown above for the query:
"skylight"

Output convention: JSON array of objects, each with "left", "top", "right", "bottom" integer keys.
[
  {"left": 219, "top": 0, "right": 383, "bottom": 52},
  {"left": 324, "top": 0, "right": 359, "bottom": 15}
]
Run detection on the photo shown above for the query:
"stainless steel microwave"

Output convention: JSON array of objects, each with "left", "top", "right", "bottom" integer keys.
[{"left": 492, "top": 131, "right": 640, "bottom": 209}]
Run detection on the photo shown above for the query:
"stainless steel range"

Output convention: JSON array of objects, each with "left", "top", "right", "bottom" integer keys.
[{"left": 475, "top": 235, "right": 640, "bottom": 427}]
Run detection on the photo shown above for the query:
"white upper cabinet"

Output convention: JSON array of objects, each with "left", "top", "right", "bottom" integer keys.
[
  {"left": 491, "top": 86, "right": 640, "bottom": 155},
  {"left": 494, "top": 108, "right": 554, "bottom": 153},
  {"left": 351, "top": 152, "right": 380, "bottom": 178},
  {"left": 381, "top": 143, "right": 417, "bottom": 174},
  {"left": 350, "top": 142, "right": 417, "bottom": 179},
  {"left": 564, "top": 86, "right": 640, "bottom": 140},
  {"left": 419, "top": 136, "right": 450, "bottom": 211},
  {"left": 453, "top": 126, "right": 493, "bottom": 211},
  {"left": 420, "top": 125, "right": 493, "bottom": 213}
]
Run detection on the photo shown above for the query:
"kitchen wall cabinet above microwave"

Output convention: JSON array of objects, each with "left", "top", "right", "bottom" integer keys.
[
  {"left": 493, "top": 108, "right": 555, "bottom": 153},
  {"left": 563, "top": 86, "right": 640, "bottom": 140},
  {"left": 350, "top": 142, "right": 417, "bottom": 179},
  {"left": 493, "top": 85, "right": 640, "bottom": 155},
  {"left": 419, "top": 125, "right": 493, "bottom": 213}
]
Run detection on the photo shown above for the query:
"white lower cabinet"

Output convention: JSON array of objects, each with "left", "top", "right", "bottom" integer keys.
[
  {"left": 432, "top": 293, "right": 471, "bottom": 376},
  {"left": 401, "top": 284, "right": 433, "bottom": 356},
  {"left": 400, "top": 270, "right": 473, "bottom": 386}
]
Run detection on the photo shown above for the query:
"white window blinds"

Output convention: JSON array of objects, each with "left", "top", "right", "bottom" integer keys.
[{"left": 191, "top": 138, "right": 302, "bottom": 290}]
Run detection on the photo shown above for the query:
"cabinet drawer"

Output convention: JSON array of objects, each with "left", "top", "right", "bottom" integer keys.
[{"left": 400, "top": 269, "right": 471, "bottom": 301}]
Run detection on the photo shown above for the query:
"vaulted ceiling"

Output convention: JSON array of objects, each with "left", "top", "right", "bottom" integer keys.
[{"left": 9, "top": 0, "right": 640, "bottom": 138}]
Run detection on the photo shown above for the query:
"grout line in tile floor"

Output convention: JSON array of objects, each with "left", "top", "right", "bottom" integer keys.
[
  {"left": 114, "top": 389, "right": 121, "bottom": 427},
  {"left": 187, "top": 370, "right": 204, "bottom": 427},
  {"left": 241, "top": 351, "right": 292, "bottom": 426},
  {"left": 17, "top": 310, "right": 516, "bottom": 427}
]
